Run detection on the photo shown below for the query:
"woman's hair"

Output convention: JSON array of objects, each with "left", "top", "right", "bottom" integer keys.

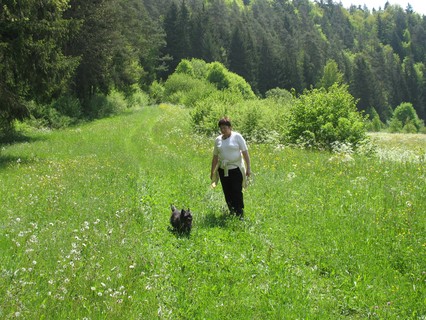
[{"left": 218, "top": 117, "right": 232, "bottom": 127}]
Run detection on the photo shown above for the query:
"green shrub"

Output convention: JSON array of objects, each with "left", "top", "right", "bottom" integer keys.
[
  {"left": 206, "top": 62, "right": 255, "bottom": 99},
  {"left": 175, "top": 59, "right": 194, "bottom": 76},
  {"left": 287, "top": 84, "right": 367, "bottom": 149},
  {"left": 181, "top": 82, "right": 217, "bottom": 108},
  {"left": 403, "top": 120, "right": 418, "bottom": 133},
  {"left": 175, "top": 58, "right": 209, "bottom": 79},
  {"left": 26, "top": 100, "right": 74, "bottom": 129},
  {"left": 84, "top": 91, "right": 127, "bottom": 119},
  {"left": 149, "top": 80, "right": 165, "bottom": 104},
  {"left": 164, "top": 59, "right": 255, "bottom": 109},
  {"left": 191, "top": 91, "right": 290, "bottom": 144},
  {"left": 52, "top": 95, "right": 82, "bottom": 119},
  {"left": 164, "top": 73, "right": 212, "bottom": 105},
  {"left": 366, "top": 108, "right": 384, "bottom": 132},
  {"left": 191, "top": 90, "right": 246, "bottom": 134},
  {"left": 388, "top": 117, "right": 403, "bottom": 133},
  {"left": 391, "top": 102, "right": 422, "bottom": 132},
  {"left": 206, "top": 62, "right": 230, "bottom": 91},
  {"left": 106, "top": 90, "right": 128, "bottom": 113},
  {"left": 265, "top": 88, "right": 294, "bottom": 102},
  {"left": 125, "top": 86, "right": 150, "bottom": 108},
  {"left": 233, "top": 99, "right": 289, "bottom": 143}
]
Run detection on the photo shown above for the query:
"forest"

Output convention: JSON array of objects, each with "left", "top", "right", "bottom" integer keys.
[{"left": 1, "top": 0, "right": 426, "bottom": 135}]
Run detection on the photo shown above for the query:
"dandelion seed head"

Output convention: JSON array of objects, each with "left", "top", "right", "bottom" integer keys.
[{"left": 287, "top": 172, "right": 296, "bottom": 180}]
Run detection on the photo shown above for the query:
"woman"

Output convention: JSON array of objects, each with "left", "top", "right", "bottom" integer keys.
[{"left": 210, "top": 117, "right": 251, "bottom": 218}]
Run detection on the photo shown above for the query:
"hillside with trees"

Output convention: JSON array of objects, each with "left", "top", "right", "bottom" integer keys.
[{"left": 1, "top": 0, "right": 425, "bottom": 136}]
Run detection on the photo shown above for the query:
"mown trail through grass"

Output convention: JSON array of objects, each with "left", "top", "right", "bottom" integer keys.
[{"left": 1, "top": 105, "right": 425, "bottom": 319}]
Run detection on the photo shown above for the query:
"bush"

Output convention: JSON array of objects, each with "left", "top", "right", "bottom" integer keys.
[
  {"left": 175, "top": 58, "right": 209, "bottom": 79},
  {"left": 163, "top": 59, "right": 256, "bottom": 109},
  {"left": 403, "top": 120, "right": 418, "bottom": 133},
  {"left": 191, "top": 91, "right": 290, "bottom": 144},
  {"left": 126, "top": 87, "right": 150, "bottom": 108},
  {"left": 84, "top": 91, "right": 127, "bottom": 119},
  {"left": 233, "top": 99, "right": 290, "bottom": 143},
  {"left": 388, "top": 117, "right": 403, "bottom": 133},
  {"left": 164, "top": 73, "right": 216, "bottom": 107},
  {"left": 175, "top": 59, "right": 194, "bottom": 76},
  {"left": 287, "top": 84, "right": 367, "bottom": 149},
  {"left": 53, "top": 95, "right": 82, "bottom": 119},
  {"left": 206, "top": 62, "right": 255, "bottom": 99},
  {"left": 265, "top": 88, "right": 294, "bottom": 102},
  {"left": 366, "top": 108, "right": 384, "bottom": 132},
  {"left": 191, "top": 90, "right": 245, "bottom": 134},
  {"left": 149, "top": 80, "right": 165, "bottom": 104},
  {"left": 390, "top": 102, "right": 422, "bottom": 132},
  {"left": 26, "top": 100, "right": 75, "bottom": 129}
]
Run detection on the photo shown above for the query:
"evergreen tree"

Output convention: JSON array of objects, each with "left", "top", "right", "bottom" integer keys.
[
  {"left": 64, "top": 0, "right": 125, "bottom": 108},
  {"left": 317, "top": 59, "right": 344, "bottom": 89},
  {"left": 228, "top": 22, "right": 257, "bottom": 89},
  {"left": 257, "top": 37, "right": 280, "bottom": 95},
  {"left": 189, "top": 5, "right": 207, "bottom": 59},
  {"left": 351, "top": 54, "right": 375, "bottom": 113},
  {"left": 402, "top": 56, "right": 425, "bottom": 119},
  {"left": 0, "top": 1, "right": 78, "bottom": 132}
]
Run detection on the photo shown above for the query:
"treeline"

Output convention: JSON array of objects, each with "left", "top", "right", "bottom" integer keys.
[
  {"left": 1, "top": 0, "right": 426, "bottom": 135},
  {"left": 155, "top": 0, "right": 426, "bottom": 123}
]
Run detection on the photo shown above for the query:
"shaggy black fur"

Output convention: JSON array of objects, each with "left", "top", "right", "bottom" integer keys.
[{"left": 170, "top": 205, "right": 192, "bottom": 233}]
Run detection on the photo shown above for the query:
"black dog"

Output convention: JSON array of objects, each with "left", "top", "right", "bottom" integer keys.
[{"left": 170, "top": 205, "right": 192, "bottom": 233}]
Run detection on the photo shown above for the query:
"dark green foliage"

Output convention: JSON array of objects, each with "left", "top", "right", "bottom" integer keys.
[
  {"left": 162, "top": 2, "right": 191, "bottom": 76},
  {"left": 83, "top": 92, "right": 127, "bottom": 120},
  {"left": 0, "top": 1, "right": 79, "bottom": 133},
  {"left": 350, "top": 54, "right": 376, "bottom": 113},
  {"left": 64, "top": 0, "right": 148, "bottom": 108},
  {"left": 53, "top": 95, "right": 83, "bottom": 120},
  {"left": 366, "top": 108, "right": 384, "bottom": 132},
  {"left": 287, "top": 84, "right": 368, "bottom": 149}
]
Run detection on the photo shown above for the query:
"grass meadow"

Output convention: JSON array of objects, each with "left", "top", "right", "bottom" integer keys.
[{"left": 1, "top": 105, "right": 425, "bottom": 319}]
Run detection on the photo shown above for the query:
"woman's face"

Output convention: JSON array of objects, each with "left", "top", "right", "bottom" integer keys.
[{"left": 219, "top": 125, "right": 232, "bottom": 137}]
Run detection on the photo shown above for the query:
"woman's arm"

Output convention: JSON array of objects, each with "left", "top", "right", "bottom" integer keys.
[
  {"left": 242, "top": 150, "right": 251, "bottom": 177},
  {"left": 211, "top": 154, "right": 219, "bottom": 180}
]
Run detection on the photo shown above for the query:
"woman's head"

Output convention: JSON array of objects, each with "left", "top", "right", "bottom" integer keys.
[
  {"left": 218, "top": 117, "right": 232, "bottom": 137},
  {"left": 218, "top": 117, "right": 232, "bottom": 128}
]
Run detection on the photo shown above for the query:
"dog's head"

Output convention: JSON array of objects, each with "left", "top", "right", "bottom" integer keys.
[{"left": 180, "top": 209, "right": 193, "bottom": 229}]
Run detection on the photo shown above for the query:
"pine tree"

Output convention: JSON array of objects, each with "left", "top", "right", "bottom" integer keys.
[{"left": 0, "top": 1, "right": 78, "bottom": 133}]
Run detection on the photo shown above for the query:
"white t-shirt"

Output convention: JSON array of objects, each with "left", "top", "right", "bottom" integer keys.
[{"left": 213, "top": 132, "right": 248, "bottom": 169}]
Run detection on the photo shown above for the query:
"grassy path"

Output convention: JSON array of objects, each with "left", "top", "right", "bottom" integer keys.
[{"left": 1, "top": 105, "right": 425, "bottom": 319}]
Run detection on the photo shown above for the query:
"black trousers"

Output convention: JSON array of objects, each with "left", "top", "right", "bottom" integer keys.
[{"left": 218, "top": 167, "right": 244, "bottom": 216}]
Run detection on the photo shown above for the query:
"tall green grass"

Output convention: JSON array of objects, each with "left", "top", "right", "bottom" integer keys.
[{"left": 1, "top": 105, "right": 425, "bottom": 319}]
